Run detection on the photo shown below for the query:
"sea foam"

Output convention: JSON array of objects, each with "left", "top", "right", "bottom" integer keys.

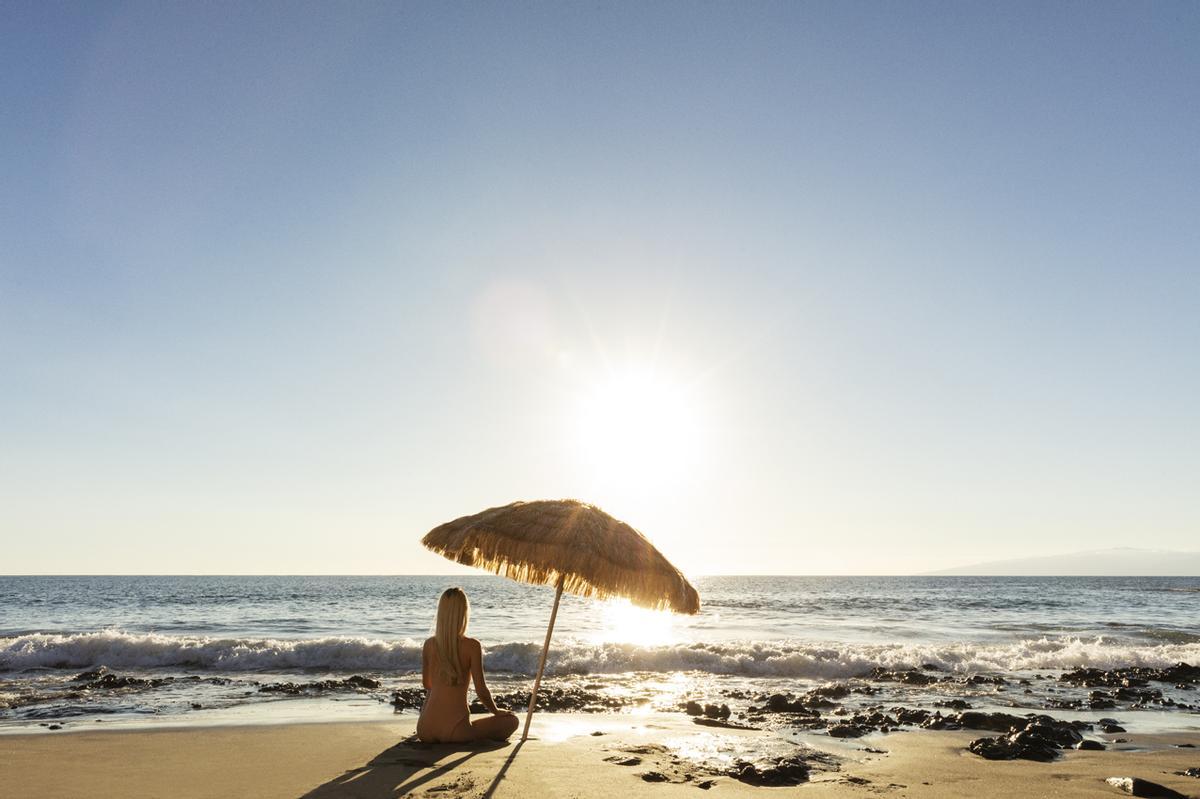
[{"left": 3, "top": 630, "right": 1198, "bottom": 677}]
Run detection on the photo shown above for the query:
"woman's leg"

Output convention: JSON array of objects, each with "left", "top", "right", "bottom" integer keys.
[{"left": 469, "top": 713, "right": 519, "bottom": 741}]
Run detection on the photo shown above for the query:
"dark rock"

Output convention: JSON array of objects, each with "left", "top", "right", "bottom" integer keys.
[
  {"left": 1164, "top": 664, "right": 1200, "bottom": 682},
  {"left": 920, "top": 712, "right": 960, "bottom": 731},
  {"left": 1105, "top": 777, "right": 1188, "bottom": 797},
  {"left": 1074, "top": 740, "right": 1105, "bottom": 750},
  {"left": 764, "top": 694, "right": 814, "bottom": 714},
  {"left": 1116, "top": 687, "right": 1163, "bottom": 703},
  {"left": 954, "top": 711, "right": 1029, "bottom": 733},
  {"left": 868, "top": 667, "right": 938, "bottom": 686},
  {"left": 1061, "top": 663, "right": 1200, "bottom": 689},
  {"left": 640, "top": 771, "right": 669, "bottom": 782},
  {"left": 892, "top": 707, "right": 931, "bottom": 725},
  {"left": 729, "top": 756, "right": 810, "bottom": 787},
  {"left": 622, "top": 745, "right": 669, "bottom": 756},
  {"left": 808, "top": 684, "right": 851, "bottom": 700},
  {"left": 390, "top": 688, "right": 427, "bottom": 710},
  {"left": 1174, "top": 768, "right": 1200, "bottom": 778},
  {"left": 190, "top": 703, "right": 203, "bottom": 710},
  {"left": 696, "top": 779, "right": 717, "bottom": 789},
  {"left": 693, "top": 717, "right": 759, "bottom": 730},
  {"left": 1174, "top": 743, "right": 1196, "bottom": 748},
  {"left": 260, "top": 676, "right": 384, "bottom": 696},
  {"left": 1102, "top": 723, "right": 1127, "bottom": 733},
  {"left": 684, "top": 700, "right": 703, "bottom": 716},
  {"left": 966, "top": 716, "right": 1087, "bottom": 762},
  {"left": 828, "top": 724, "right": 868, "bottom": 738},
  {"left": 47, "top": 724, "right": 62, "bottom": 730},
  {"left": 1023, "top": 720, "right": 1082, "bottom": 748},
  {"left": 702, "top": 703, "right": 730, "bottom": 720},
  {"left": 72, "top": 670, "right": 173, "bottom": 691},
  {"left": 801, "top": 676, "right": 849, "bottom": 705},
  {"left": 934, "top": 699, "right": 972, "bottom": 710},
  {"left": 848, "top": 711, "right": 897, "bottom": 731},
  {"left": 491, "top": 687, "right": 623, "bottom": 713},
  {"left": 604, "top": 755, "right": 642, "bottom": 766},
  {"left": 963, "top": 674, "right": 1007, "bottom": 686},
  {"left": 969, "top": 732, "right": 1058, "bottom": 762}
]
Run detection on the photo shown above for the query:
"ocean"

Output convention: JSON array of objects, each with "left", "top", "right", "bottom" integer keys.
[{"left": 3, "top": 575, "right": 1199, "bottom": 734}]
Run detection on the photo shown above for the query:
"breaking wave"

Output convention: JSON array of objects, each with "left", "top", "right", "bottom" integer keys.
[{"left": 3, "top": 631, "right": 1199, "bottom": 678}]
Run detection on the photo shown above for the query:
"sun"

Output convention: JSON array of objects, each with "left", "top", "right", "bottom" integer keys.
[{"left": 574, "top": 369, "right": 702, "bottom": 486}]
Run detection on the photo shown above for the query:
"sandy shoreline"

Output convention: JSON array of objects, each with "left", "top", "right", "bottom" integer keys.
[{"left": 4, "top": 713, "right": 1200, "bottom": 798}]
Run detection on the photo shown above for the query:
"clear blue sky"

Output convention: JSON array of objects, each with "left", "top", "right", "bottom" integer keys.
[{"left": 2, "top": 1, "right": 1197, "bottom": 575}]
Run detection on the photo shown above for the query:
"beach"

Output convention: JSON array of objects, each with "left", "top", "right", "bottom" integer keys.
[
  {"left": 5, "top": 713, "right": 1200, "bottom": 798},
  {"left": 5, "top": 576, "right": 1200, "bottom": 796}
]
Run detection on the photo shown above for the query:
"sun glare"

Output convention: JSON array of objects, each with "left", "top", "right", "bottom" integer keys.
[
  {"left": 595, "top": 598, "right": 676, "bottom": 646},
  {"left": 575, "top": 370, "right": 702, "bottom": 487}
]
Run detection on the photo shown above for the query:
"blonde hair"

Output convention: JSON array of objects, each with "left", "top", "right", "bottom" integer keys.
[{"left": 434, "top": 587, "right": 469, "bottom": 685}]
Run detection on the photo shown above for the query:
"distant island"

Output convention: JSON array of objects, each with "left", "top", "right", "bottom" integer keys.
[{"left": 928, "top": 547, "right": 1200, "bottom": 576}]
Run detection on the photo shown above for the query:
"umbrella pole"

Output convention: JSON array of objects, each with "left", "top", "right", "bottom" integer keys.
[{"left": 522, "top": 574, "right": 565, "bottom": 740}]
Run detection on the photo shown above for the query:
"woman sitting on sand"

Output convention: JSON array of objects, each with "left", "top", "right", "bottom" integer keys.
[{"left": 417, "top": 587, "right": 519, "bottom": 743}]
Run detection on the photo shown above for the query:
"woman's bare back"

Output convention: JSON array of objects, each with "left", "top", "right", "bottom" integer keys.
[
  {"left": 416, "top": 636, "right": 472, "bottom": 742},
  {"left": 416, "top": 636, "right": 518, "bottom": 744}
]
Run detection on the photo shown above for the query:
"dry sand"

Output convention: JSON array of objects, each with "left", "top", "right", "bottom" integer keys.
[{"left": 3, "top": 713, "right": 1199, "bottom": 798}]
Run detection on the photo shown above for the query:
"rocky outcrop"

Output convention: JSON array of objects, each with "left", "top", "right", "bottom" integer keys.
[
  {"left": 728, "top": 756, "right": 811, "bottom": 786},
  {"left": 1061, "top": 664, "right": 1200, "bottom": 688},
  {"left": 968, "top": 717, "right": 1092, "bottom": 762},
  {"left": 259, "top": 675, "right": 380, "bottom": 695}
]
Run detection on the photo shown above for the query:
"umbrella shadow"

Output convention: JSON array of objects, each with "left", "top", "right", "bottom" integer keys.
[
  {"left": 300, "top": 736, "right": 513, "bottom": 798},
  {"left": 479, "top": 739, "right": 524, "bottom": 799}
]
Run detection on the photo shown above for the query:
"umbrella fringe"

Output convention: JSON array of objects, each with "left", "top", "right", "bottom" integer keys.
[{"left": 422, "top": 500, "right": 700, "bottom": 614}]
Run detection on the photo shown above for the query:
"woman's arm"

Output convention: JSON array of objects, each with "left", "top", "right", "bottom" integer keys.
[
  {"left": 421, "top": 638, "right": 433, "bottom": 690},
  {"left": 469, "top": 639, "right": 511, "bottom": 715}
]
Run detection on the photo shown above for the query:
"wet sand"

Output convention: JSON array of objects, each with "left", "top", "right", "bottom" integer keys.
[{"left": 3, "top": 713, "right": 1199, "bottom": 798}]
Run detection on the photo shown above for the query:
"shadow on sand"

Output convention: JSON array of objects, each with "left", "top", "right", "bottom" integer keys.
[{"left": 301, "top": 736, "right": 523, "bottom": 798}]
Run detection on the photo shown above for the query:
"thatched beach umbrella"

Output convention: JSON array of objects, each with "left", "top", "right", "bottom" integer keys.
[{"left": 421, "top": 499, "right": 699, "bottom": 739}]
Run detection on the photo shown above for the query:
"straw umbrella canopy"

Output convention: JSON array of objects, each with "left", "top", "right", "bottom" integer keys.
[{"left": 421, "top": 499, "right": 699, "bottom": 738}]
